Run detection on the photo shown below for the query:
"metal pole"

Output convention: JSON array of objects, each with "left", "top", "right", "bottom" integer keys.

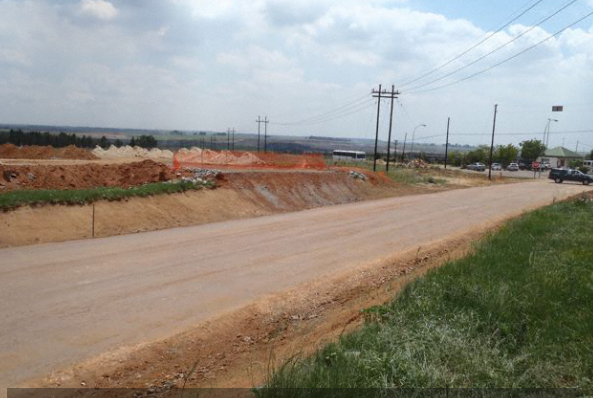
[
  {"left": 386, "top": 85, "right": 395, "bottom": 173},
  {"left": 373, "top": 85, "right": 382, "bottom": 172},
  {"left": 444, "top": 117, "right": 451, "bottom": 169},
  {"left": 488, "top": 104, "right": 498, "bottom": 181}
]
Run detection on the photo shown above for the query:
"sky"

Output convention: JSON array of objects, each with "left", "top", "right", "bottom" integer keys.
[{"left": 1, "top": 0, "right": 593, "bottom": 150}]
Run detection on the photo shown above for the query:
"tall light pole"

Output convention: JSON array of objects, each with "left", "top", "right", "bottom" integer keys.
[
  {"left": 544, "top": 118, "right": 558, "bottom": 148},
  {"left": 410, "top": 124, "right": 427, "bottom": 156}
]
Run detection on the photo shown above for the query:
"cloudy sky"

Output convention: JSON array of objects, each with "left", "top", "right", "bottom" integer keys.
[{"left": 1, "top": 0, "right": 593, "bottom": 149}]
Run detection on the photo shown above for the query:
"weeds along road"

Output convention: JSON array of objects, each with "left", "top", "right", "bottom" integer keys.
[{"left": 0, "top": 181, "right": 591, "bottom": 389}]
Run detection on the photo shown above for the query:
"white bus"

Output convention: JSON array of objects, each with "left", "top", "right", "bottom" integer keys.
[{"left": 332, "top": 150, "right": 366, "bottom": 162}]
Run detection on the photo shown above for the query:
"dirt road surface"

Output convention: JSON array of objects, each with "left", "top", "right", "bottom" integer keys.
[{"left": 0, "top": 181, "right": 590, "bottom": 390}]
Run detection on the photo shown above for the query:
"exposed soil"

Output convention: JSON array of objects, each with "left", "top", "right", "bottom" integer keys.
[
  {"left": 0, "top": 160, "right": 174, "bottom": 191},
  {"left": 0, "top": 170, "right": 441, "bottom": 248},
  {"left": 0, "top": 144, "right": 97, "bottom": 160},
  {"left": 31, "top": 233, "right": 477, "bottom": 391}
]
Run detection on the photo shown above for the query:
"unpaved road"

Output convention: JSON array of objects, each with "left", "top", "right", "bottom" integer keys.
[{"left": 0, "top": 181, "right": 590, "bottom": 389}]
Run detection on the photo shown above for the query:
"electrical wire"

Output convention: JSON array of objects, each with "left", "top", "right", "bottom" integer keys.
[
  {"left": 398, "top": 0, "right": 545, "bottom": 88},
  {"left": 406, "top": 9, "right": 593, "bottom": 95},
  {"left": 405, "top": 0, "right": 577, "bottom": 92},
  {"left": 284, "top": 101, "right": 376, "bottom": 127},
  {"left": 274, "top": 92, "right": 371, "bottom": 126}
]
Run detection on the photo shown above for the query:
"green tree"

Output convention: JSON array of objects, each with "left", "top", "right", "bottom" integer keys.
[
  {"left": 99, "top": 136, "right": 110, "bottom": 149},
  {"left": 114, "top": 139, "right": 123, "bottom": 148},
  {"left": 588, "top": 150, "right": 593, "bottom": 160},
  {"left": 130, "top": 137, "right": 136, "bottom": 147},
  {"left": 465, "top": 145, "right": 490, "bottom": 164},
  {"left": 135, "top": 135, "right": 158, "bottom": 149},
  {"left": 520, "top": 140, "right": 546, "bottom": 163},
  {"left": 494, "top": 144, "right": 519, "bottom": 166}
]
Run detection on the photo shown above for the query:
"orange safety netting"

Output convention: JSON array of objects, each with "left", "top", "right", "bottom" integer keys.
[{"left": 173, "top": 148, "right": 327, "bottom": 170}]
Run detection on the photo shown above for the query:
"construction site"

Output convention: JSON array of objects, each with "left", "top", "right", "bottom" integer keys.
[
  {"left": 0, "top": 143, "right": 462, "bottom": 248},
  {"left": 3, "top": 0, "right": 593, "bottom": 396}
]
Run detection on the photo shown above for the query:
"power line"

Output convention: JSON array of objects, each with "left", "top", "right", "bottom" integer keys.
[
  {"left": 398, "top": 0, "right": 545, "bottom": 88},
  {"left": 274, "top": 99, "right": 375, "bottom": 127},
  {"left": 407, "top": 9, "right": 593, "bottom": 95},
  {"left": 274, "top": 92, "right": 371, "bottom": 126},
  {"left": 405, "top": 0, "right": 577, "bottom": 92}
]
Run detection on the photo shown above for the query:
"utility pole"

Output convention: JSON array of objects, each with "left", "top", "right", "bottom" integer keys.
[
  {"left": 576, "top": 141, "right": 580, "bottom": 154},
  {"left": 444, "top": 117, "right": 451, "bottom": 169},
  {"left": 256, "top": 116, "right": 263, "bottom": 152},
  {"left": 488, "top": 104, "right": 499, "bottom": 181},
  {"left": 232, "top": 128, "right": 236, "bottom": 151},
  {"left": 385, "top": 85, "right": 398, "bottom": 173},
  {"left": 401, "top": 133, "right": 408, "bottom": 163},
  {"left": 264, "top": 116, "right": 269, "bottom": 153},
  {"left": 227, "top": 128, "right": 230, "bottom": 151},
  {"left": 372, "top": 85, "right": 383, "bottom": 172},
  {"left": 393, "top": 140, "right": 398, "bottom": 164}
]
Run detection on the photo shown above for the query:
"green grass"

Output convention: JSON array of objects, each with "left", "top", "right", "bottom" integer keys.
[
  {"left": 0, "top": 180, "right": 212, "bottom": 211},
  {"left": 330, "top": 160, "right": 447, "bottom": 186},
  {"left": 262, "top": 196, "right": 593, "bottom": 391}
]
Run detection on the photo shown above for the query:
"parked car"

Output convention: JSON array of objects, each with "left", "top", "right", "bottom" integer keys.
[
  {"left": 507, "top": 163, "right": 519, "bottom": 171},
  {"left": 549, "top": 168, "right": 592, "bottom": 185},
  {"left": 541, "top": 162, "right": 552, "bottom": 170},
  {"left": 467, "top": 162, "right": 486, "bottom": 172},
  {"left": 492, "top": 163, "right": 502, "bottom": 171}
]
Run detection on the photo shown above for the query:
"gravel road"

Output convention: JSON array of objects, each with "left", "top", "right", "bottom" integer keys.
[{"left": 0, "top": 180, "right": 590, "bottom": 389}]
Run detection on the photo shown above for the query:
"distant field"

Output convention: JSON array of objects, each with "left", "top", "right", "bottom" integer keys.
[{"left": 262, "top": 194, "right": 593, "bottom": 390}]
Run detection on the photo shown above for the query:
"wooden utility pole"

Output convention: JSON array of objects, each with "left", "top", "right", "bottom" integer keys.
[
  {"left": 393, "top": 140, "right": 398, "bottom": 164},
  {"left": 488, "top": 104, "right": 498, "bottom": 181},
  {"left": 385, "top": 85, "right": 398, "bottom": 173},
  {"left": 401, "top": 133, "right": 408, "bottom": 163},
  {"left": 372, "top": 85, "right": 382, "bottom": 172},
  {"left": 444, "top": 117, "right": 451, "bottom": 169},
  {"left": 256, "top": 116, "right": 263, "bottom": 152},
  {"left": 227, "top": 128, "right": 230, "bottom": 151},
  {"left": 264, "top": 117, "right": 269, "bottom": 153}
]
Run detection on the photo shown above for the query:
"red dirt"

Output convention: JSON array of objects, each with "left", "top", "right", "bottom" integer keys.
[
  {"left": 0, "top": 160, "right": 174, "bottom": 191},
  {"left": 0, "top": 144, "right": 98, "bottom": 160}
]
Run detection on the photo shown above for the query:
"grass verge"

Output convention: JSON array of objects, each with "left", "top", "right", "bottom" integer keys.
[
  {"left": 0, "top": 180, "right": 213, "bottom": 211},
  {"left": 331, "top": 160, "right": 447, "bottom": 186},
  {"left": 262, "top": 195, "right": 593, "bottom": 390}
]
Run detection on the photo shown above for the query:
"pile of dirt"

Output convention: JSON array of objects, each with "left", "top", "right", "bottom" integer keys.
[
  {"left": 0, "top": 144, "right": 97, "bottom": 160},
  {"left": 92, "top": 145, "right": 175, "bottom": 160},
  {"left": 0, "top": 160, "right": 174, "bottom": 191},
  {"left": 173, "top": 148, "right": 327, "bottom": 170}
]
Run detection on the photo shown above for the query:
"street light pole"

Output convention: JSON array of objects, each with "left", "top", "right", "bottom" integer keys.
[
  {"left": 544, "top": 118, "right": 558, "bottom": 148},
  {"left": 410, "top": 124, "right": 427, "bottom": 158}
]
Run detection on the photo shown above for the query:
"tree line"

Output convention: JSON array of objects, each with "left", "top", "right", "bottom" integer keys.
[
  {"left": 0, "top": 129, "right": 158, "bottom": 149},
  {"left": 447, "top": 140, "right": 547, "bottom": 167}
]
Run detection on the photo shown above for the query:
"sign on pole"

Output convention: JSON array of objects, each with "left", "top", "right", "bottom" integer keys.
[{"left": 552, "top": 106, "right": 564, "bottom": 112}]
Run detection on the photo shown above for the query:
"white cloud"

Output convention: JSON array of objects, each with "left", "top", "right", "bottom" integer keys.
[{"left": 79, "top": 0, "right": 118, "bottom": 21}]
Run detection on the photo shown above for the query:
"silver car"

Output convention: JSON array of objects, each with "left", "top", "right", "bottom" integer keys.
[{"left": 507, "top": 163, "right": 519, "bottom": 171}]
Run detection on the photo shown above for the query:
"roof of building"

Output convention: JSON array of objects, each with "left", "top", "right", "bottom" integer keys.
[{"left": 543, "top": 146, "right": 583, "bottom": 158}]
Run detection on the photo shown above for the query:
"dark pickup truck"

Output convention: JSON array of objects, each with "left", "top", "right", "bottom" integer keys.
[{"left": 549, "top": 168, "right": 592, "bottom": 185}]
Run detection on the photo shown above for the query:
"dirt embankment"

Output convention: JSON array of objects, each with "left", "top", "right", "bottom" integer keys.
[
  {"left": 0, "top": 143, "right": 97, "bottom": 160},
  {"left": 0, "top": 160, "right": 174, "bottom": 191},
  {"left": 0, "top": 170, "right": 432, "bottom": 248}
]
